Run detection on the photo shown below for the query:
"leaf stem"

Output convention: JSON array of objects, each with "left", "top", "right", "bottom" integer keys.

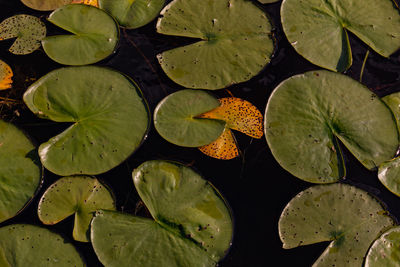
[{"left": 359, "top": 49, "right": 370, "bottom": 83}]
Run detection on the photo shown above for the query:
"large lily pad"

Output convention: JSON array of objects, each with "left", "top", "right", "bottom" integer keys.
[
  {"left": 0, "top": 15, "right": 46, "bottom": 55},
  {"left": 99, "top": 0, "right": 165, "bottom": 29},
  {"left": 38, "top": 176, "right": 116, "bottom": 242},
  {"left": 365, "top": 226, "right": 400, "bottom": 267},
  {"left": 42, "top": 4, "right": 119, "bottom": 65},
  {"left": 21, "top": 0, "right": 71, "bottom": 10},
  {"left": 0, "top": 120, "right": 42, "bottom": 223},
  {"left": 264, "top": 70, "right": 398, "bottom": 183},
  {"left": 281, "top": 0, "right": 400, "bottom": 72},
  {"left": 23, "top": 66, "right": 150, "bottom": 176},
  {"left": 0, "top": 224, "right": 85, "bottom": 266},
  {"left": 156, "top": 0, "right": 274, "bottom": 90},
  {"left": 279, "top": 183, "right": 395, "bottom": 266},
  {"left": 154, "top": 90, "right": 225, "bottom": 147},
  {"left": 91, "top": 160, "right": 233, "bottom": 266}
]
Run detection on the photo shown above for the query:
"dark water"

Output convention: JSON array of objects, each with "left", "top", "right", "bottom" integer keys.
[{"left": 0, "top": 0, "right": 400, "bottom": 266}]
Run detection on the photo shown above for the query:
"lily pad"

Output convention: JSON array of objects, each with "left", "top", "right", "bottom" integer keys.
[
  {"left": 0, "top": 60, "right": 13, "bottom": 90},
  {"left": 42, "top": 4, "right": 119, "bottom": 65},
  {"left": 383, "top": 91, "right": 400, "bottom": 131},
  {"left": 264, "top": 70, "right": 398, "bottom": 183},
  {"left": 21, "top": 0, "right": 71, "bottom": 10},
  {"left": 378, "top": 157, "right": 400, "bottom": 197},
  {"left": 99, "top": 0, "right": 165, "bottom": 29},
  {"left": 23, "top": 66, "right": 150, "bottom": 176},
  {"left": 154, "top": 90, "right": 225, "bottom": 147},
  {"left": 91, "top": 160, "right": 233, "bottom": 266},
  {"left": 72, "top": 0, "right": 98, "bottom": 6},
  {"left": 0, "top": 15, "right": 46, "bottom": 55},
  {"left": 279, "top": 183, "right": 395, "bottom": 266},
  {"left": 38, "top": 176, "right": 116, "bottom": 242},
  {"left": 365, "top": 226, "right": 400, "bottom": 267},
  {"left": 199, "top": 127, "right": 239, "bottom": 160},
  {"left": 281, "top": 0, "right": 400, "bottom": 72},
  {"left": 0, "top": 224, "right": 85, "bottom": 266},
  {"left": 156, "top": 0, "right": 274, "bottom": 90},
  {"left": 0, "top": 120, "right": 42, "bottom": 223}
]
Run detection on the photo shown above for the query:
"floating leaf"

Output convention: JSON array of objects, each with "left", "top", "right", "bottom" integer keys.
[
  {"left": 23, "top": 66, "right": 150, "bottom": 176},
  {"left": 99, "top": 0, "right": 165, "bottom": 29},
  {"left": 0, "top": 224, "right": 85, "bottom": 266},
  {"left": 21, "top": 0, "right": 72, "bottom": 10},
  {"left": 0, "top": 60, "right": 13, "bottom": 90},
  {"left": 0, "top": 15, "right": 46, "bottom": 55},
  {"left": 71, "top": 0, "right": 98, "bottom": 7},
  {"left": 265, "top": 70, "right": 398, "bottom": 183},
  {"left": 279, "top": 183, "right": 395, "bottom": 266},
  {"left": 198, "top": 127, "right": 239, "bottom": 160},
  {"left": 365, "top": 226, "right": 400, "bottom": 267},
  {"left": 154, "top": 89, "right": 225, "bottom": 147},
  {"left": 382, "top": 91, "right": 400, "bottom": 131},
  {"left": 281, "top": 0, "right": 400, "bottom": 72},
  {"left": 42, "top": 4, "right": 119, "bottom": 65},
  {"left": 0, "top": 120, "right": 42, "bottom": 223},
  {"left": 378, "top": 157, "right": 400, "bottom": 197},
  {"left": 156, "top": 0, "right": 274, "bottom": 90},
  {"left": 38, "top": 176, "right": 116, "bottom": 242},
  {"left": 91, "top": 160, "right": 233, "bottom": 266}
]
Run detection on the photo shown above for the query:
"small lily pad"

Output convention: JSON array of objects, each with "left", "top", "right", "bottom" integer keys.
[
  {"left": 42, "top": 4, "right": 119, "bottom": 65},
  {"left": 0, "top": 15, "right": 46, "bottom": 55},
  {"left": 0, "top": 60, "right": 13, "bottom": 90},
  {"left": 0, "top": 120, "right": 42, "bottom": 223},
  {"left": 279, "top": 183, "right": 395, "bottom": 266},
  {"left": 99, "top": 0, "right": 165, "bottom": 29},
  {"left": 23, "top": 66, "right": 150, "bottom": 176},
  {"left": 156, "top": 0, "right": 274, "bottom": 90},
  {"left": 365, "top": 226, "right": 400, "bottom": 267},
  {"left": 0, "top": 224, "right": 85, "bottom": 266},
  {"left": 281, "top": 0, "right": 400, "bottom": 72},
  {"left": 38, "top": 176, "right": 116, "bottom": 242},
  {"left": 265, "top": 70, "right": 398, "bottom": 183},
  {"left": 91, "top": 160, "right": 233, "bottom": 266}
]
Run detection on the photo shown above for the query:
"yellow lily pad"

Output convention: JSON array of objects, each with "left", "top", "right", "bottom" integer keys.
[
  {"left": 0, "top": 60, "right": 12, "bottom": 90},
  {"left": 71, "top": 0, "right": 99, "bottom": 7},
  {"left": 199, "top": 127, "right": 239, "bottom": 160}
]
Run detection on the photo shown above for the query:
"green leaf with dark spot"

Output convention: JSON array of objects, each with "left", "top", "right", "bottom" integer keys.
[
  {"left": 365, "top": 226, "right": 400, "bottom": 267},
  {"left": 279, "top": 183, "right": 395, "bottom": 266},
  {"left": 21, "top": 0, "right": 72, "bottom": 11}
]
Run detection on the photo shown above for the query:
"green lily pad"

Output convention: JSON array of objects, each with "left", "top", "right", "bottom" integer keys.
[
  {"left": 21, "top": 0, "right": 72, "bottom": 11},
  {"left": 264, "top": 70, "right": 398, "bottom": 183},
  {"left": 91, "top": 160, "right": 233, "bottom": 266},
  {"left": 99, "top": 0, "right": 165, "bottom": 29},
  {"left": 0, "top": 15, "right": 46, "bottom": 55},
  {"left": 281, "top": 0, "right": 400, "bottom": 72},
  {"left": 279, "top": 183, "right": 395, "bottom": 266},
  {"left": 38, "top": 176, "right": 116, "bottom": 242},
  {"left": 156, "top": 0, "right": 274, "bottom": 90},
  {"left": 0, "top": 120, "right": 42, "bottom": 223},
  {"left": 42, "top": 4, "right": 119, "bottom": 65},
  {"left": 378, "top": 157, "right": 400, "bottom": 197},
  {"left": 23, "top": 66, "right": 150, "bottom": 176},
  {"left": 0, "top": 224, "right": 85, "bottom": 266},
  {"left": 154, "top": 90, "right": 225, "bottom": 147},
  {"left": 383, "top": 91, "right": 400, "bottom": 131},
  {"left": 365, "top": 226, "right": 400, "bottom": 267}
]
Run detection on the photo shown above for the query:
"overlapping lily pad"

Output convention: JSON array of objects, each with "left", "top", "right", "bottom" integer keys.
[
  {"left": 99, "top": 0, "right": 165, "bottom": 29},
  {"left": 21, "top": 0, "right": 71, "bottom": 10},
  {"left": 42, "top": 4, "right": 119, "bottom": 65},
  {"left": 365, "top": 226, "right": 400, "bottom": 267},
  {"left": 281, "top": 0, "right": 400, "bottom": 72},
  {"left": 0, "top": 224, "right": 85, "bottom": 266},
  {"left": 156, "top": 0, "right": 274, "bottom": 90},
  {"left": 265, "top": 70, "right": 398, "bottom": 183},
  {"left": 0, "top": 120, "right": 42, "bottom": 223},
  {"left": 378, "top": 157, "right": 400, "bottom": 197},
  {"left": 91, "top": 160, "right": 233, "bottom": 266},
  {"left": 23, "top": 66, "right": 150, "bottom": 176},
  {"left": 38, "top": 176, "right": 116, "bottom": 242},
  {"left": 0, "top": 60, "right": 13, "bottom": 90},
  {"left": 279, "top": 183, "right": 395, "bottom": 266},
  {"left": 0, "top": 15, "right": 46, "bottom": 55}
]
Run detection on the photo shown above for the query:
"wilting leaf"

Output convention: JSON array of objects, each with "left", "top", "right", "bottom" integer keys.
[
  {"left": 0, "top": 60, "right": 13, "bottom": 90},
  {"left": 365, "top": 226, "right": 400, "bottom": 267},
  {"left": 71, "top": 0, "right": 98, "bottom": 7},
  {"left": 199, "top": 127, "right": 239, "bottom": 160}
]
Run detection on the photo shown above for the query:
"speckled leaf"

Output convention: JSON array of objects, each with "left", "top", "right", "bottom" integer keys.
[
  {"left": 21, "top": 0, "right": 72, "bottom": 10},
  {"left": 0, "top": 120, "right": 42, "bottom": 223},
  {"left": 99, "top": 0, "right": 165, "bottom": 29},
  {"left": 281, "top": 0, "right": 400, "bottom": 72},
  {"left": 154, "top": 90, "right": 225, "bottom": 147},
  {"left": 0, "top": 224, "right": 85, "bottom": 266},
  {"left": 365, "top": 226, "right": 400, "bottom": 267},
  {"left": 0, "top": 60, "right": 12, "bottom": 90},
  {"left": 378, "top": 157, "right": 400, "bottom": 197},
  {"left": 279, "top": 183, "right": 395, "bottom": 267},
  {"left": 0, "top": 15, "right": 46, "bottom": 55},
  {"left": 42, "top": 4, "right": 119, "bottom": 65},
  {"left": 199, "top": 127, "right": 239, "bottom": 160},
  {"left": 38, "top": 176, "right": 115, "bottom": 242},
  {"left": 156, "top": 0, "right": 274, "bottom": 90},
  {"left": 265, "top": 70, "right": 398, "bottom": 183},
  {"left": 23, "top": 66, "right": 149, "bottom": 176}
]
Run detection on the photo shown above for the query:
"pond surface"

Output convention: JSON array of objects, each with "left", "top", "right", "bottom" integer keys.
[{"left": 1, "top": 0, "right": 400, "bottom": 266}]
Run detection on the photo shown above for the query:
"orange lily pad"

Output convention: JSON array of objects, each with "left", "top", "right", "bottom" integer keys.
[
  {"left": 199, "top": 127, "right": 239, "bottom": 160},
  {"left": 71, "top": 0, "right": 98, "bottom": 7},
  {"left": 0, "top": 60, "right": 13, "bottom": 90}
]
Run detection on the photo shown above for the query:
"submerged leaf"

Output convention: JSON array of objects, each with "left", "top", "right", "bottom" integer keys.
[
  {"left": 199, "top": 127, "right": 239, "bottom": 160},
  {"left": 365, "top": 226, "right": 400, "bottom": 267},
  {"left": 0, "top": 15, "right": 46, "bottom": 55},
  {"left": 0, "top": 60, "right": 13, "bottom": 90}
]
